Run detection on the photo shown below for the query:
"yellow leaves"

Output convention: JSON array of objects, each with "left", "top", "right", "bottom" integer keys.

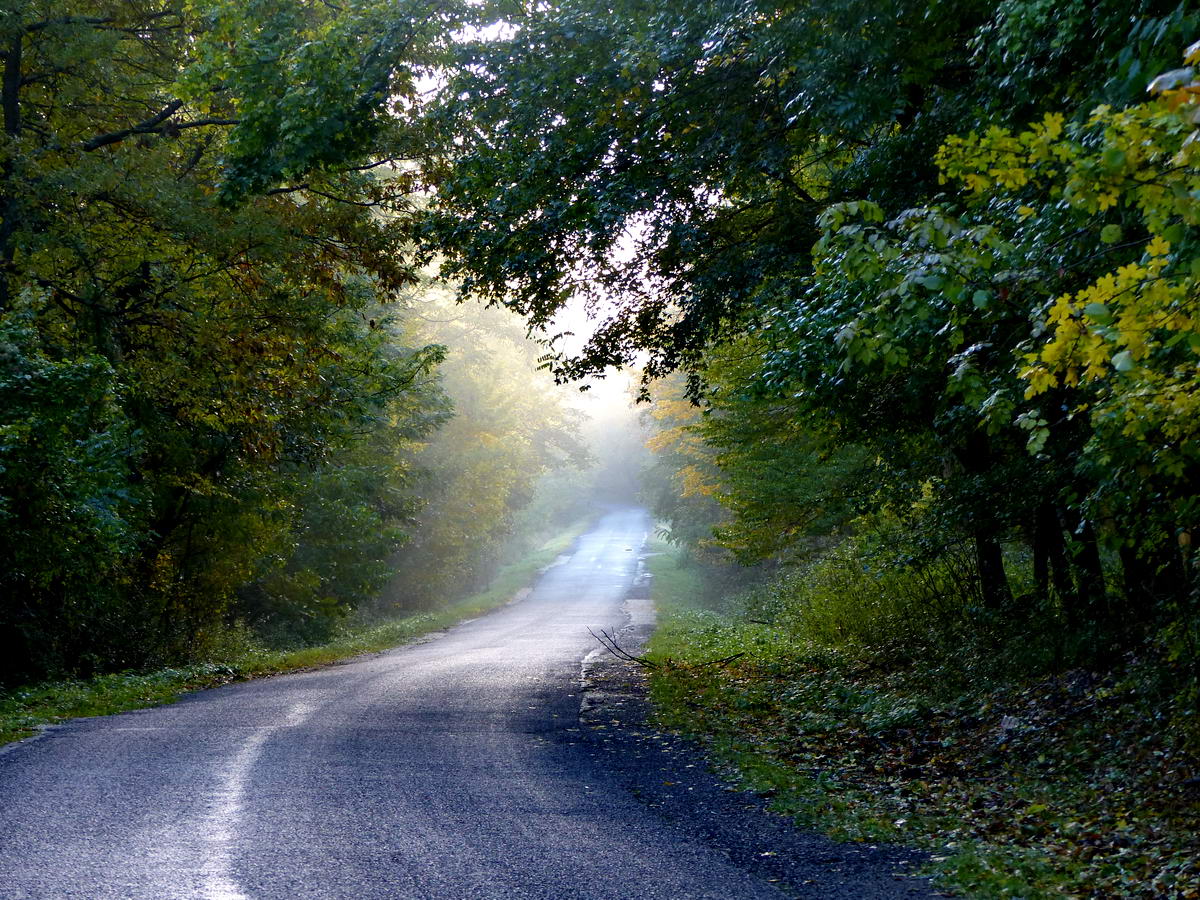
[
  {"left": 1164, "top": 310, "right": 1194, "bottom": 333},
  {"left": 1041, "top": 112, "right": 1065, "bottom": 140},
  {"left": 937, "top": 112, "right": 1074, "bottom": 199},
  {"left": 1039, "top": 327, "right": 1078, "bottom": 369},
  {"left": 1156, "top": 83, "right": 1200, "bottom": 113},
  {"left": 643, "top": 373, "right": 727, "bottom": 505},
  {"left": 1081, "top": 336, "right": 1114, "bottom": 381},
  {"left": 1115, "top": 261, "right": 1146, "bottom": 282},
  {"left": 1024, "top": 251, "right": 1199, "bottom": 449},
  {"left": 989, "top": 166, "right": 1030, "bottom": 189},
  {"left": 938, "top": 91, "right": 1195, "bottom": 232},
  {"left": 679, "top": 464, "right": 719, "bottom": 499},
  {"left": 1047, "top": 293, "right": 1076, "bottom": 326},
  {"left": 965, "top": 173, "right": 991, "bottom": 193},
  {"left": 936, "top": 46, "right": 1200, "bottom": 456},
  {"left": 646, "top": 425, "right": 692, "bottom": 454},
  {"left": 645, "top": 389, "right": 706, "bottom": 457},
  {"left": 1091, "top": 273, "right": 1119, "bottom": 302},
  {"left": 649, "top": 394, "right": 700, "bottom": 424},
  {"left": 1021, "top": 219, "right": 1197, "bottom": 428},
  {"left": 1147, "top": 235, "right": 1172, "bottom": 257},
  {"left": 1021, "top": 364, "right": 1057, "bottom": 399}
]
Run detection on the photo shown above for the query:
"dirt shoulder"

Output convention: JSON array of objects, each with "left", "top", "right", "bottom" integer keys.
[{"left": 577, "top": 591, "right": 941, "bottom": 900}]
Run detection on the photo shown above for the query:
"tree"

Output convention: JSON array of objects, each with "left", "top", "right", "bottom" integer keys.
[
  {"left": 933, "top": 52, "right": 1200, "bottom": 615},
  {"left": 421, "top": 0, "right": 992, "bottom": 391},
  {"left": 0, "top": 0, "right": 462, "bottom": 678},
  {"left": 420, "top": 0, "right": 1199, "bottom": 631}
]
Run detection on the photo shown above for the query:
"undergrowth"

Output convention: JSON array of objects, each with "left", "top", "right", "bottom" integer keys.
[
  {"left": 645, "top": 537, "right": 1200, "bottom": 899},
  {"left": 0, "top": 519, "right": 590, "bottom": 747}
]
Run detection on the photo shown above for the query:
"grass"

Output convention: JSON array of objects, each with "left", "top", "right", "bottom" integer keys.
[
  {"left": 0, "top": 518, "right": 590, "bottom": 748},
  {"left": 643, "top": 538, "right": 1200, "bottom": 899}
]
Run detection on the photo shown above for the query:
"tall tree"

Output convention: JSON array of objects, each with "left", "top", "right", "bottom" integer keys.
[
  {"left": 419, "top": 0, "right": 1198, "bottom": 626},
  {"left": 0, "top": 0, "right": 462, "bottom": 678}
]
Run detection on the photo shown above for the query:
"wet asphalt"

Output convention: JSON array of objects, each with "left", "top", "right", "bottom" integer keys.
[{"left": 0, "top": 506, "right": 941, "bottom": 899}]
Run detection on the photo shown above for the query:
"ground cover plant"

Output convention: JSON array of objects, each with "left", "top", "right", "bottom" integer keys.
[
  {"left": 4, "top": 2, "right": 1200, "bottom": 892},
  {"left": 0, "top": 520, "right": 591, "bottom": 747},
  {"left": 645, "top": 539, "right": 1200, "bottom": 899}
]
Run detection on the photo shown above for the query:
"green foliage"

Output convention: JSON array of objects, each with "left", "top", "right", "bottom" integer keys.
[
  {"left": 972, "top": 0, "right": 1197, "bottom": 114},
  {"left": 592, "top": 6, "right": 1200, "bottom": 646},
  {"left": 179, "top": 0, "right": 457, "bottom": 200},
  {"left": 647, "top": 545, "right": 1200, "bottom": 899},
  {"left": 0, "top": 298, "right": 148, "bottom": 673},
  {"left": 932, "top": 67, "right": 1200, "bottom": 595},
  {"left": 421, "top": 0, "right": 991, "bottom": 388},
  {"left": 0, "top": 0, "right": 463, "bottom": 680}
]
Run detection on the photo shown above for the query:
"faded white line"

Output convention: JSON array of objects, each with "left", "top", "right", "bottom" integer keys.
[{"left": 201, "top": 702, "right": 318, "bottom": 900}]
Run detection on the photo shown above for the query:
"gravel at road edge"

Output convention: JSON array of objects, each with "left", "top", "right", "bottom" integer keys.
[{"left": 575, "top": 588, "right": 945, "bottom": 900}]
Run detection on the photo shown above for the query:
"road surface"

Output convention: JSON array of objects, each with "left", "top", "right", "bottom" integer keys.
[{"left": 0, "top": 506, "right": 936, "bottom": 899}]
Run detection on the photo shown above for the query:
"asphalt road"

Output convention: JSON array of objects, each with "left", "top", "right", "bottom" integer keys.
[{"left": 0, "top": 506, "right": 939, "bottom": 899}]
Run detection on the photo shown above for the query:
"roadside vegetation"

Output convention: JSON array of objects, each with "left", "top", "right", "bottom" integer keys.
[
  {"left": 0, "top": 1, "right": 609, "bottom": 689},
  {"left": 4, "top": 4, "right": 1200, "bottom": 896},
  {"left": 0, "top": 519, "right": 591, "bottom": 747},
  {"left": 645, "top": 539, "right": 1200, "bottom": 899}
]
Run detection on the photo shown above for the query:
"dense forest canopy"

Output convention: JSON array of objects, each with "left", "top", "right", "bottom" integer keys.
[
  {"left": 423, "top": 0, "right": 1200, "bottom": 657},
  {"left": 0, "top": 0, "right": 602, "bottom": 680},
  {"left": 1, "top": 0, "right": 1198, "bottom": 716}
]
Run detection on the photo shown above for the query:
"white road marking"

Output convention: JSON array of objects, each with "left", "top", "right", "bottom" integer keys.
[{"left": 201, "top": 701, "right": 317, "bottom": 900}]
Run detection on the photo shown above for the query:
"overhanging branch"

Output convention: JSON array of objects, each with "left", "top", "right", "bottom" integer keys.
[{"left": 81, "top": 101, "right": 238, "bottom": 152}]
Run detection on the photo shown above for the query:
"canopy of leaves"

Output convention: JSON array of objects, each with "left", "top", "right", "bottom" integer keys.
[
  {"left": 0, "top": 0, "right": 461, "bottom": 677},
  {"left": 424, "top": 0, "right": 1198, "bottom": 645}
]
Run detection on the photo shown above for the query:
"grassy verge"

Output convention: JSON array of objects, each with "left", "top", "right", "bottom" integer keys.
[
  {"left": 0, "top": 518, "right": 591, "bottom": 748},
  {"left": 644, "top": 538, "right": 1200, "bottom": 899}
]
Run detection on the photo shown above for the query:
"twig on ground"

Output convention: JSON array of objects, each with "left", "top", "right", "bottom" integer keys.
[
  {"left": 589, "top": 627, "right": 659, "bottom": 668},
  {"left": 587, "top": 628, "right": 746, "bottom": 670}
]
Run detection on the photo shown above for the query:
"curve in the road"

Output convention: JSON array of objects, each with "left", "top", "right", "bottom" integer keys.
[{"left": 0, "top": 506, "right": 937, "bottom": 900}]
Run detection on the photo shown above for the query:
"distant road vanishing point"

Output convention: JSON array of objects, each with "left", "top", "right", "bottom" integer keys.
[{"left": 0, "top": 506, "right": 934, "bottom": 899}]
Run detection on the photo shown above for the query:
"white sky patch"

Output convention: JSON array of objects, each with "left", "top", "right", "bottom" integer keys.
[{"left": 453, "top": 20, "right": 518, "bottom": 43}]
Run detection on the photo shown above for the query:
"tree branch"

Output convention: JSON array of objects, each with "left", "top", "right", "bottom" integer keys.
[
  {"left": 24, "top": 16, "right": 113, "bottom": 33},
  {"left": 588, "top": 627, "right": 746, "bottom": 670},
  {"left": 24, "top": 11, "right": 180, "bottom": 33},
  {"left": 81, "top": 101, "right": 239, "bottom": 151},
  {"left": 588, "top": 627, "right": 659, "bottom": 667},
  {"left": 81, "top": 99, "right": 182, "bottom": 149}
]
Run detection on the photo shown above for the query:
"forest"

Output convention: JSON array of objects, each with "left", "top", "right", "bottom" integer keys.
[
  {"left": 0, "top": 0, "right": 615, "bottom": 682},
  {"left": 1, "top": 0, "right": 1199, "bottom": 895}
]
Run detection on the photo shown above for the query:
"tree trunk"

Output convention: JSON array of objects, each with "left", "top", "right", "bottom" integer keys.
[
  {"left": 1032, "top": 501, "right": 1073, "bottom": 613},
  {"left": 955, "top": 431, "right": 1013, "bottom": 612},
  {"left": 0, "top": 32, "right": 23, "bottom": 312},
  {"left": 1120, "top": 538, "right": 1187, "bottom": 625},
  {"left": 975, "top": 532, "right": 1013, "bottom": 611},
  {"left": 1032, "top": 515, "right": 1049, "bottom": 604},
  {"left": 1074, "top": 520, "right": 1108, "bottom": 620}
]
